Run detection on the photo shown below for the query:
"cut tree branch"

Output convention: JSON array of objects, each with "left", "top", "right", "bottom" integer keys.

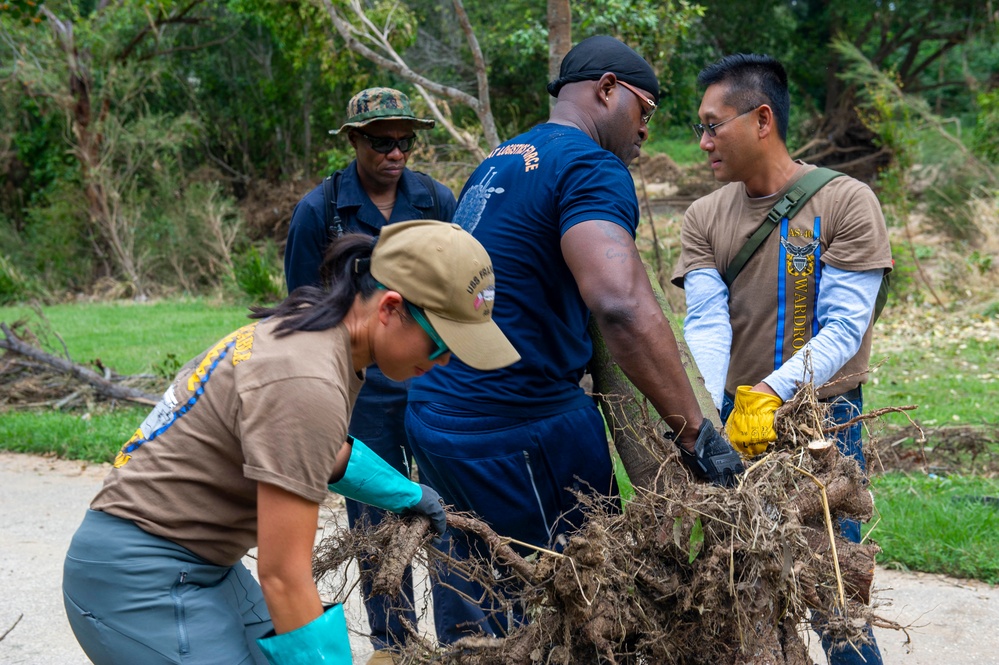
[{"left": 0, "top": 322, "right": 158, "bottom": 405}]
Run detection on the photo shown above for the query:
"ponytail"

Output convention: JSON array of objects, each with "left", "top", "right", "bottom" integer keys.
[{"left": 250, "top": 234, "right": 379, "bottom": 336}]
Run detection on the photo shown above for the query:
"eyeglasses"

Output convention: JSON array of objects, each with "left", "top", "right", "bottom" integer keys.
[
  {"left": 405, "top": 302, "right": 449, "bottom": 360},
  {"left": 616, "top": 80, "right": 657, "bottom": 125},
  {"left": 357, "top": 131, "right": 418, "bottom": 154},
  {"left": 691, "top": 108, "right": 756, "bottom": 140}
]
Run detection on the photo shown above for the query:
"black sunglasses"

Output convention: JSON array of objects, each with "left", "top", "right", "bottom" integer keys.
[{"left": 356, "top": 131, "right": 418, "bottom": 154}]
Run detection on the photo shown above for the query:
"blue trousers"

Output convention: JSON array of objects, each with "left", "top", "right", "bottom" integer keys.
[
  {"left": 63, "top": 509, "right": 272, "bottom": 665},
  {"left": 346, "top": 366, "right": 417, "bottom": 651},
  {"left": 722, "top": 388, "right": 883, "bottom": 665},
  {"left": 405, "top": 401, "right": 617, "bottom": 644}
]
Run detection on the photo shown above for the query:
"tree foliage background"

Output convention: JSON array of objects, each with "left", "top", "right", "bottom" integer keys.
[{"left": 1, "top": 0, "right": 996, "bottom": 302}]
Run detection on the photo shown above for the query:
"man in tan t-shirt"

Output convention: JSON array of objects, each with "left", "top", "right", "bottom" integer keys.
[{"left": 672, "top": 54, "right": 891, "bottom": 665}]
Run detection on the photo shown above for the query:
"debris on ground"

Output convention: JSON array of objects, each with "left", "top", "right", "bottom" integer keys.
[
  {"left": 314, "top": 384, "right": 908, "bottom": 665},
  {"left": 0, "top": 320, "right": 160, "bottom": 408}
]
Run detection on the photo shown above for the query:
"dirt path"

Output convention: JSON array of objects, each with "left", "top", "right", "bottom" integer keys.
[{"left": 1, "top": 450, "right": 996, "bottom": 664}]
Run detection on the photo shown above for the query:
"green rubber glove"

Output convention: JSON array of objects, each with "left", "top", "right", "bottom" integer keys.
[
  {"left": 256, "top": 604, "right": 352, "bottom": 665},
  {"left": 728, "top": 385, "right": 782, "bottom": 456},
  {"left": 328, "top": 437, "right": 447, "bottom": 538}
]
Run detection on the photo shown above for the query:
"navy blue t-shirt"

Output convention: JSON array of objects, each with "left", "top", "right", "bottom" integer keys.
[{"left": 408, "top": 123, "right": 640, "bottom": 417}]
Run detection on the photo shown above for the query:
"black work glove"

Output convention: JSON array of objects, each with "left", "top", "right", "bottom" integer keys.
[
  {"left": 676, "top": 419, "right": 745, "bottom": 487},
  {"left": 404, "top": 484, "right": 448, "bottom": 543}
]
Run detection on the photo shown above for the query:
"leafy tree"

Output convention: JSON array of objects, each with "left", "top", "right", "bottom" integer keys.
[
  {"left": 204, "top": 0, "right": 351, "bottom": 179},
  {"left": 0, "top": 0, "right": 256, "bottom": 297},
  {"left": 692, "top": 0, "right": 996, "bottom": 181},
  {"left": 321, "top": 0, "right": 499, "bottom": 156},
  {"left": 316, "top": 0, "right": 707, "bottom": 155}
]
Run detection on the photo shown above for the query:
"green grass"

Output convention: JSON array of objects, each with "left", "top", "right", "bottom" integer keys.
[
  {"left": 1, "top": 299, "right": 253, "bottom": 374},
  {"left": 0, "top": 407, "right": 147, "bottom": 462},
  {"left": 867, "top": 472, "right": 999, "bottom": 583},
  {"left": 865, "top": 336, "right": 999, "bottom": 427},
  {"left": 644, "top": 125, "right": 704, "bottom": 165},
  {"left": 0, "top": 299, "right": 252, "bottom": 463}
]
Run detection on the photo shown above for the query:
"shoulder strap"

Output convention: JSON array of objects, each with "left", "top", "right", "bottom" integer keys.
[
  {"left": 415, "top": 171, "right": 441, "bottom": 221},
  {"left": 323, "top": 170, "right": 345, "bottom": 240},
  {"left": 873, "top": 266, "right": 891, "bottom": 323},
  {"left": 723, "top": 167, "right": 844, "bottom": 287}
]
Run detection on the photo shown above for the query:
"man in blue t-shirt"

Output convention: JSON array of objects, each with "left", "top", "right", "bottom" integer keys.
[{"left": 405, "top": 35, "right": 744, "bottom": 645}]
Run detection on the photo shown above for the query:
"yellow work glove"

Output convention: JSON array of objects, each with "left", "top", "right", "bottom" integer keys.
[{"left": 728, "top": 385, "right": 782, "bottom": 456}]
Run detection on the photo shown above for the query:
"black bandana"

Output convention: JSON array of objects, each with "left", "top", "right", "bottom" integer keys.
[{"left": 547, "top": 35, "right": 660, "bottom": 102}]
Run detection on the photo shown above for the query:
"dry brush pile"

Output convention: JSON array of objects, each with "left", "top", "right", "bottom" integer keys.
[
  {"left": 313, "top": 384, "right": 907, "bottom": 665},
  {"left": 0, "top": 320, "right": 160, "bottom": 408}
]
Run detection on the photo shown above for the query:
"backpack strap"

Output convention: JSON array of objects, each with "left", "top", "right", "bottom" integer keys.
[
  {"left": 873, "top": 266, "right": 891, "bottom": 323},
  {"left": 723, "top": 167, "right": 844, "bottom": 288},
  {"left": 325, "top": 169, "right": 440, "bottom": 238},
  {"left": 414, "top": 171, "right": 441, "bottom": 220},
  {"left": 323, "top": 170, "right": 345, "bottom": 240}
]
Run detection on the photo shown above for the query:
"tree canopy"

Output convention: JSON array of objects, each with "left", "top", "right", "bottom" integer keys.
[{"left": 1, "top": 0, "right": 995, "bottom": 299}]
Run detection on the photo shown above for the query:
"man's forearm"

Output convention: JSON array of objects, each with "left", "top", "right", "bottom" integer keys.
[{"left": 596, "top": 302, "right": 705, "bottom": 447}]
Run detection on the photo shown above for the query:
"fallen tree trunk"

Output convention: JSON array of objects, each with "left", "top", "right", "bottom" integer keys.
[
  {"left": 589, "top": 265, "right": 719, "bottom": 490},
  {"left": 0, "top": 322, "right": 158, "bottom": 405}
]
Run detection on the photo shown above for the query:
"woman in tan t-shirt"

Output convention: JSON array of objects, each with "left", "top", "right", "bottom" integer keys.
[{"left": 63, "top": 221, "right": 518, "bottom": 665}]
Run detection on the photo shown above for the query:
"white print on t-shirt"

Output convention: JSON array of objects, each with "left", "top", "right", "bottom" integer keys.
[
  {"left": 138, "top": 384, "right": 180, "bottom": 438},
  {"left": 455, "top": 167, "right": 504, "bottom": 234}
]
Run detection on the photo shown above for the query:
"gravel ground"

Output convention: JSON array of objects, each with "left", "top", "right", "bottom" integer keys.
[{"left": 1, "top": 450, "right": 996, "bottom": 664}]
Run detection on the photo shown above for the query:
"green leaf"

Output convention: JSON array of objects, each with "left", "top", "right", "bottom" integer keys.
[{"left": 688, "top": 517, "right": 704, "bottom": 564}]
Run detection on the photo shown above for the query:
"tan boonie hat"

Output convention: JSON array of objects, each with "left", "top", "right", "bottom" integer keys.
[
  {"left": 371, "top": 220, "right": 520, "bottom": 371},
  {"left": 329, "top": 87, "right": 435, "bottom": 135}
]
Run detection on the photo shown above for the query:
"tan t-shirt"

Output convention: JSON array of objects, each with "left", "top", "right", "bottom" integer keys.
[
  {"left": 92, "top": 318, "right": 363, "bottom": 565},
  {"left": 672, "top": 163, "right": 892, "bottom": 399}
]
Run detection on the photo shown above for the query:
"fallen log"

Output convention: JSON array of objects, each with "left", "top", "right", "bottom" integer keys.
[{"left": 0, "top": 321, "right": 158, "bottom": 405}]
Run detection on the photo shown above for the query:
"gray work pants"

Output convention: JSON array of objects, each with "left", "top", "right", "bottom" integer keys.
[{"left": 63, "top": 509, "right": 272, "bottom": 665}]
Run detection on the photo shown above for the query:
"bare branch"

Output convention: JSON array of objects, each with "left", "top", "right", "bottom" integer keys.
[
  {"left": 323, "top": 0, "right": 476, "bottom": 107},
  {"left": 823, "top": 405, "right": 918, "bottom": 433},
  {"left": 451, "top": 0, "right": 498, "bottom": 148},
  {"left": 134, "top": 28, "right": 242, "bottom": 63},
  {"left": 447, "top": 513, "right": 537, "bottom": 581},
  {"left": 0, "top": 614, "right": 23, "bottom": 642},
  {"left": 0, "top": 322, "right": 158, "bottom": 405},
  {"left": 319, "top": 0, "right": 498, "bottom": 155},
  {"left": 116, "top": 0, "right": 207, "bottom": 62}
]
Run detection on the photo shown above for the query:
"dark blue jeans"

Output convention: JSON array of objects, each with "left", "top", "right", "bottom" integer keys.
[
  {"left": 346, "top": 366, "right": 416, "bottom": 651},
  {"left": 722, "top": 387, "right": 882, "bottom": 665},
  {"left": 405, "top": 401, "right": 617, "bottom": 644}
]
